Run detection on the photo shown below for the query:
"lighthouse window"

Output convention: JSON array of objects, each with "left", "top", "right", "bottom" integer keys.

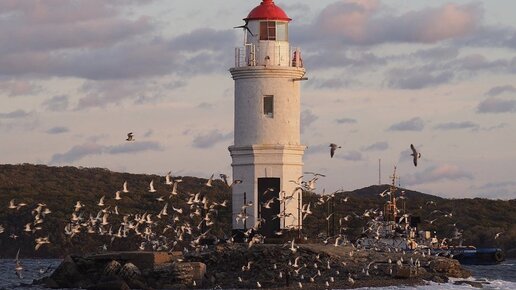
[
  {"left": 263, "top": 96, "right": 274, "bottom": 118},
  {"left": 260, "top": 21, "right": 276, "bottom": 40},
  {"left": 276, "top": 22, "right": 288, "bottom": 41}
]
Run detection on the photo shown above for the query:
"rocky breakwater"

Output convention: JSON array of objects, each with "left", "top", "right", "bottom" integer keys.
[
  {"left": 185, "top": 243, "right": 471, "bottom": 289},
  {"left": 34, "top": 251, "right": 206, "bottom": 289},
  {"left": 34, "top": 244, "right": 470, "bottom": 289}
]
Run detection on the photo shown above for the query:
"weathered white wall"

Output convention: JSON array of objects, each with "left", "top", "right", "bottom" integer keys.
[
  {"left": 229, "top": 65, "right": 306, "bottom": 231},
  {"left": 229, "top": 144, "right": 305, "bottom": 230},
  {"left": 231, "top": 67, "right": 305, "bottom": 146}
]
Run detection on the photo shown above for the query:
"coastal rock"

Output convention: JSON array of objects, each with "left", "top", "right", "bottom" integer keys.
[
  {"left": 454, "top": 280, "right": 484, "bottom": 288},
  {"left": 47, "top": 255, "right": 85, "bottom": 288},
  {"left": 39, "top": 245, "right": 471, "bottom": 289},
  {"left": 428, "top": 257, "right": 471, "bottom": 278},
  {"left": 119, "top": 262, "right": 141, "bottom": 280},
  {"left": 103, "top": 260, "right": 122, "bottom": 276}
]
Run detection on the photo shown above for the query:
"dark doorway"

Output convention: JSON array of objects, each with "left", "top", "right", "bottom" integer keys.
[{"left": 258, "top": 177, "right": 280, "bottom": 237}]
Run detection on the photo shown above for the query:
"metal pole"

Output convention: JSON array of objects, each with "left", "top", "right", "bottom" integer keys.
[
  {"left": 332, "top": 196, "right": 336, "bottom": 236},
  {"left": 379, "top": 158, "right": 381, "bottom": 185},
  {"left": 282, "top": 191, "right": 286, "bottom": 230},
  {"left": 297, "top": 189, "right": 301, "bottom": 239},
  {"left": 243, "top": 192, "right": 247, "bottom": 231},
  {"left": 326, "top": 199, "right": 330, "bottom": 237}
]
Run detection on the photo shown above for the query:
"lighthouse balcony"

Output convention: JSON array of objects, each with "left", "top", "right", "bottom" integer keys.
[{"left": 234, "top": 44, "right": 303, "bottom": 68}]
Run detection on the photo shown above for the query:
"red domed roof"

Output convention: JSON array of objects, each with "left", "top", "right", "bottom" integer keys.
[{"left": 245, "top": 0, "right": 291, "bottom": 21}]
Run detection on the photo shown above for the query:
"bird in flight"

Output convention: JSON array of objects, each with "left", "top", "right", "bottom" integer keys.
[
  {"left": 234, "top": 20, "right": 255, "bottom": 36},
  {"left": 410, "top": 144, "right": 421, "bottom": 167},
  {"left": 15, "top": 248, "right": 23, "bottom": 279},
  {"left": 329, "top": 143, "right": 341, "bottom": 158},
  {"left": 126, "top": 132, "right": 135, "bottom": 141}
]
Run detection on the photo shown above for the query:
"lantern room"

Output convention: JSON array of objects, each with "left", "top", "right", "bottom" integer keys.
[{"left": 234, "top": 0, "right": 302, "bottom": 68}]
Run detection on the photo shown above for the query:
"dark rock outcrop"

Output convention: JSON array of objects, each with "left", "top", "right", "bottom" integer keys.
[
  {"left": 36, "top": 245, "right": 470, "bottom": 289},
  {"left": 34, "top": 251, "right": 205, "bottom": 290}
]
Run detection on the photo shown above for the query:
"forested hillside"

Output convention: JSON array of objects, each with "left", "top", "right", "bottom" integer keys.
[{"left": 0, "top": 164, "right": 514, "bottom": 258}]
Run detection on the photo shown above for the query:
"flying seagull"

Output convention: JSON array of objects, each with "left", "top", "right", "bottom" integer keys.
[
  {"left": 15, "top": 248, "right": 23, "bottom": 279},
  {"left": 329, "top": 143, "right": 341, "bottom": 158},
  {"left": 126, "top": 132, "right": 134, "bottom": 141},
  {"left": 410, "top": 144, "right": 421, "bottom": 167}
]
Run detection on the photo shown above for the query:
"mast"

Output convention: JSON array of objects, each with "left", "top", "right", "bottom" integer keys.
[{"left": 384, "top": 166, "right": 399, "bottom": 223}]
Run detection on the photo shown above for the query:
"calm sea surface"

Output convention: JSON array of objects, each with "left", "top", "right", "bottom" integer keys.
[{"left": 0, "top": 259, "right": 514, "bottom": 290}]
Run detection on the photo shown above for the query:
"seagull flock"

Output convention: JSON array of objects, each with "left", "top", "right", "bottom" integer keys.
[
  {"left": 0, "top": 138, "right": 504, "bottom": 287},
  {"left": 2, "top": 171, "right": 235, "bottom": 280}
]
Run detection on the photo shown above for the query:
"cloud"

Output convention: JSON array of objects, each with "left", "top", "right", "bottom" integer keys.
[
  {"left": 475, "top": 181, "right": 516, "bottom": 199},
  {"left": 386, "top": 68, "right": 454, "bottom": 89},
  {"left": 0, "top": 1, "right": 153, "bottom": 55},
  {"left": 336, "top": 118, "right": 357, "bottom": 125},
  {"left": 485, "top": 85, "right": 516, "bottom": 97},
  {"left": 75, "top": 79, "right": 173, "bottom": 110},
  {"left": 46, "top": 126, "right": 69, "bottom": 134},
  {"left": 50, "top": 143, "right": 104, "bottom": 164},
  {"left": 42, "top": 95, "right": 69, "bottom": 112},
  {"left": 106, "top": 141, "right": 162, "bottom": 154},
  {"left": 50, "top": 140, "right": 162, "bottom": 164},
  {"left": 143, "top": 130, "right": 153, "bottom": 138},
  {"left": 409, "top": 46, "right": 460, "bottom": 62},
  {"left": 0, "top": 109, "right": 32, "bottom": 119},
  {"left": 388, "top": 117, "right": 425, "bottom": 131},
  {"left": 0, "top": 0, "right": 236, "bottom": 82},
  {"left": 293, "top": 2, "right": 482, "bottom": 47},
  {"left": 305, "top": 144, "right": 330, "bottom": 156},
  {"left": 403, "top": 164, "right": 474, "bottom": 186},
  {"left": 192, "top": 130, "right": 232, "bottom": 149},
  {"left": 307, "top": 77, "right": 353, "bottom": 90},
  {"left": 477, "top": 123, "right": 508, "bottom": 132},
  {"left": 434, "top": 121, "right": 479, "bottom": 131},
  {"left": 301, "top": 109, "right": 318, "bottom": 133},
  {"left": 362, "top": 141, "right": 388, "bottom": 151},
  {"left": 477, "top": 97, "right": 516, "bottom": 113},
  {"left": 338, "top": 150, "right": 363, "bottom": 161},
  {"left": 305, "top": 50, "right": 386, "bottom": 71},
  {"left": 0, "top": 80, "right": 40, "bottom": 97}
]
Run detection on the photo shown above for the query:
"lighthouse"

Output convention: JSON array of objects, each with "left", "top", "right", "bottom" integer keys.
[{"left": 229, "top": 0, "right": 306, "bottom": 238}]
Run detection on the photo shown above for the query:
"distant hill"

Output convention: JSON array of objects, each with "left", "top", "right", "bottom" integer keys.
[{"left": 0, "top": 164, "right": 514, "bottom": 258}]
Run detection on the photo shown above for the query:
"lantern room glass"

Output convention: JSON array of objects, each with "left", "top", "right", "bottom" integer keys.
[{"left": 260, "top": 21, "right": 288, "bottom": 41}]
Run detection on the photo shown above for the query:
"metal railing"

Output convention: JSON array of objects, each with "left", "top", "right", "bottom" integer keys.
[{"left": 234, "top": 44, "right": 303, "bottom": 68}]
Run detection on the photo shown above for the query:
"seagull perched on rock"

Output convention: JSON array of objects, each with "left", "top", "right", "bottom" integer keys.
[
  {"left": 329, "top": 143, "right": 341, "bottom": 158},
  {"left": 126, "top": 132, "right": 134, "bottom": 141},
  {"left": 410, "top": 144, "right": 421, "bottom": 167}
]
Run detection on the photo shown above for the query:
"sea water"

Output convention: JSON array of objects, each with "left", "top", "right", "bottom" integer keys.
[{"left": 1, "top": 259, "right": 515, "bottom": 290}]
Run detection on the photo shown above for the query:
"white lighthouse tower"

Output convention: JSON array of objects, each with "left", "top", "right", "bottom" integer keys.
[{"left": 229, "top": 0, "right": 306, "bottom": 238}]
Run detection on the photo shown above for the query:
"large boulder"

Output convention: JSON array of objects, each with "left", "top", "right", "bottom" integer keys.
[
  {"left": 428, "top": 257, "right": 471, "bottom": 278},
  {"left": 46, "top": 255, "right": 86, "bottom": 288}
]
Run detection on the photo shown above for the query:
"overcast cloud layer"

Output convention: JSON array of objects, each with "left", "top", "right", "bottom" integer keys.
[{"left": 1, "top": 0, "right": 515, "bottom": 199}]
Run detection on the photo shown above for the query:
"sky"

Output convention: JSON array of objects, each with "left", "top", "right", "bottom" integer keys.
[{"left": 0, "top": 0, "right": 515, "bottom": 200}]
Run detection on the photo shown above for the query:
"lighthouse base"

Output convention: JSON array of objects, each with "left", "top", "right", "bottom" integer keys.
[{"left": 228, "top": 144, "right": 305, "bottom": 234}]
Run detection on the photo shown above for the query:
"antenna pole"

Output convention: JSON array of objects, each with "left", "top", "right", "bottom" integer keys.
[{"left": 379, "top": 158, "right": 381, "bottom": 185}]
